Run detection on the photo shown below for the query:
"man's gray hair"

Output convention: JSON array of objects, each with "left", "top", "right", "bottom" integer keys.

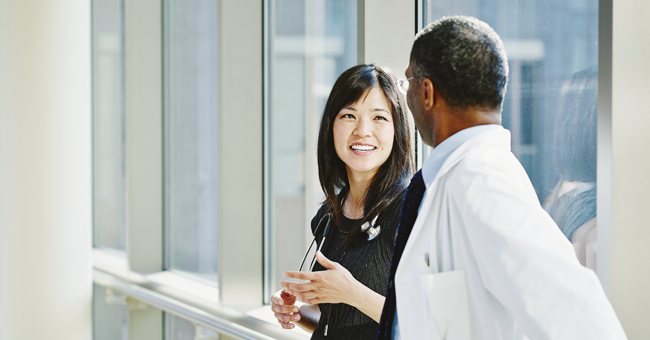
[{"left": 411, "top": 16, "right": 509, "bottom": 110}]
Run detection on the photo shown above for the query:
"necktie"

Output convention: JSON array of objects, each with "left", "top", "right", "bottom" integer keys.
[{"left": 376, "top": 170, "right": 426, "bottom": 339}]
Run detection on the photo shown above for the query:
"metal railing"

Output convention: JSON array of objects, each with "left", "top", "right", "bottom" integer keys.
[{"left": 93, "top": 268, "right": 307, "bottom": 340}]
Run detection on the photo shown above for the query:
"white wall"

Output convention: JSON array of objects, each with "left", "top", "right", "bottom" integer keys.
[
  {"left": 358, "top": 0, "right": 416, "bottom": 77},
  {"left": 0, "top": 1, "right": 92, "bottom": 339},
  {"left": 600, "top": 0, "right": 650, "bottom": 337}
]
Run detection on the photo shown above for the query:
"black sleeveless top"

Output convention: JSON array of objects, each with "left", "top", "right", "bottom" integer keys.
[{"left": 309, "top": 192, "right": 405, "bottom": 340}]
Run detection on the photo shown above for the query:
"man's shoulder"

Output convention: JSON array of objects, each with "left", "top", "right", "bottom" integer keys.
[
  {"left": 440, "top": 127, "right": 515, "bottom": 177},
  {"left": 451, "top": 141, "right": 521, "bottom": 179},
  {"left": 442, "top": 143, "right": 536, "bottom": 200}
]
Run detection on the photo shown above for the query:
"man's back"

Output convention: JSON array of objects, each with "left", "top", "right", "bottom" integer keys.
[
  {"left": 379, "top": 15, "right": 626, "bottom": 340},
  {"left": 393, "top": 128, "right": 626, "bottom": 339}
]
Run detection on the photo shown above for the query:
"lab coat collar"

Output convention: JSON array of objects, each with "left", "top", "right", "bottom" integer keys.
[
  {"left": 425, "top": 125, "right": 510, "bottom": 183},
  {"left": 422, "top": 124, "right": 503, "bottom": 188}
]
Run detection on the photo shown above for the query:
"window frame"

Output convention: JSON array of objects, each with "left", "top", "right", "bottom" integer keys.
[{"left": 93, "top": 0, "right": 268, "bottom": 338}]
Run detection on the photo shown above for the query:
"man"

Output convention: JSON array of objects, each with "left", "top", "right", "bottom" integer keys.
[{"left": 376, "top": 16, "right": 626, "bottom": 340}]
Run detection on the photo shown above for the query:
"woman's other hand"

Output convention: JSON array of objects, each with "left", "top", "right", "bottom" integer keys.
[{"left": 270, "top": 289, "right": 301, "bottom": 329}]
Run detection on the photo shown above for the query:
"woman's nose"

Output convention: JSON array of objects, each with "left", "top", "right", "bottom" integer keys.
[{"left": 353, "top": 118, "right": 372, "bottom": 137}]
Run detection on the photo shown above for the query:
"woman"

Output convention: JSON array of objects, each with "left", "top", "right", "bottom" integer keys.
[
  {"left": 270, "top": 64, "right": 415, "bottom": 339},
  {"left": 543, "top": 68, "right": 598, "bottom": 271}
]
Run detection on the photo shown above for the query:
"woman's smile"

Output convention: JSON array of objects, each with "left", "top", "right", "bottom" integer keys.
[{"left": 350, "top": 143, "right": 377, "bottom": 154}]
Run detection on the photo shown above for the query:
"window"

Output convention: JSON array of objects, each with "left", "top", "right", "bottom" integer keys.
[
  {"left": 163, "top": 0, "right": 219, "bottom": 283},
  {"left": 92, "top": 0, "right": 126, "bottom": 251},
  {"left": 165, "top": 313, "right": 217, "bottom": 340},
  {"left": 423, "top": 1, "right": 599, "bottom": 268},
  {"left": 265, "top": 0, "right": 358, "bottom": 299},
  {"left": 93, "top": 284, "right": 128, "bottom": 340}
]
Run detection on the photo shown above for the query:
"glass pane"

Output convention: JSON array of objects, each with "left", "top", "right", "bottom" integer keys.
[
  {"left": 163, "top": 0, "right": 219, "bottom": 283},
  {"left": 165, "top": 313, "right": 219, "bottom": 340},
  {"left": 93, "top": 285, "right": 128, "bottom": 340},
  {"left": 92, "top": 0, "right": 126, "bottom": 250},
  {"left": 423, "top": 2, "right": 598, "bottom": 270},
  {"left": 265, "top": 0, "right": 358, "bottom": 299}
]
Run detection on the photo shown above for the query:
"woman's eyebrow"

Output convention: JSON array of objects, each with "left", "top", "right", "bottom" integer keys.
[
  {"left": 373, "top": 108, "right": 390, "bottom": 113},
  {"left": 342, "top": 106, "right": 356, "bottom": 111}
]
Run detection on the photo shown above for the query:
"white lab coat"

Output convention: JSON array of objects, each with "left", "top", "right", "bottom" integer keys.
[{"left": 394, "top": 128, "right": 626, "bottom": 340}]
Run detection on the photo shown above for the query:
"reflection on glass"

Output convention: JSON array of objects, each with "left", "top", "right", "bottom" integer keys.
[
  {"left": 165, "top": 313, "right": 219, "bottom": 340},
  {"left": 423, "top": 0, "right": 598, "bottom": 269},
  {"left": 93, "top": 284, "right": 128, "bottom": 340},
  {"left": 92, "top": 0, "right": 126, "bottom": 250},
  {"left": 543, "top": 69, "right": 598, "bottom": 271},
  {"left": 164, "top": 0, "right": 219, "bottom": 283},
  {"left": 266, "top": 0, "right": 358, "bottom": 299}
]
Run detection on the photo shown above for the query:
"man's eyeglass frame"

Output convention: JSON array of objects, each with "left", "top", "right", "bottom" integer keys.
[{"left": 396, "top": 75, "right": 426, "bottom": 95}]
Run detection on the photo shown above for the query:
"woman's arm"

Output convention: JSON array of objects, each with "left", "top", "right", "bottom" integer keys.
[
  {"left": 281, "top": 251, "right": 386, "bottom": 323},
  {"left": 345, "top": 282, "right": 385, "bottom": 323},
  {"left": 296, "top": 304, "right": 320, "bottom": 332}
]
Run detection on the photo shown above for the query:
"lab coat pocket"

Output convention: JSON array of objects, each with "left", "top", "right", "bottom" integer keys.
[{"left": 420, "top": 270, "right": 472, "bottom": 340}]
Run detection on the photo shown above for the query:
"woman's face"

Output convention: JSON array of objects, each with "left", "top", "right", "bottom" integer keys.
[{"left": 333, "top": 87, "right": 395, "bottom": 179}]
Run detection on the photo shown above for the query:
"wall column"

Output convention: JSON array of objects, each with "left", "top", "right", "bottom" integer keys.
[
  {"left": 218, "top": 0, "right": 264, "bottom": 310},
  {"left": 0, "top": 1, "right": 92, "bottom": 340},
  {"left": 357, "top": 0, "right": 420, "bottom": 163},
  {"left": 357, "top": 0, "right": 416, "bottom": 76},
  {"left": 599, "top": 0, "right": 650, "bottom": 337}
]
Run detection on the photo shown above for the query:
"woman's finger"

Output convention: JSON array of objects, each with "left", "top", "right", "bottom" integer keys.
[
  {"left": 283, "top": 270, "right": 320, "bottom": 281},
  {"left": 270, "top": 294, "right": 284, "bottom": 306},
  {"left": 297, "top": 290, "right": 322, "bottom": 301},
  {"left": 285, "top": 289, "right": 308, "bottom": 302},
  {"left": 274, "top": 312, "right": 301, "bottom": 323},
  {"left": 303, "top": 296, "right": 323, "bottom": 304},
  {"left": 278, "top": 320, "right": 295, "bottom": 329},
  {"left": 315, "top": 251, "right": 338, "bottom": 270},
  {"left": 283, "top": 270, "right": 310, "bottom": 280},
  {"left": 270, "top": 289, "right": 293, "bottom": 306},
  {"left": 270, "top": 303, "right": 299, "bottom": 314},
  {"left": 280, "top": 280, "right": 317, "bottom": 292},
  {"left": 276, "top": 317, "right": 294, "bottom": 329}
]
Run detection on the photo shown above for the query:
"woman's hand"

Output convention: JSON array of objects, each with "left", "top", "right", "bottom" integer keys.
[
  {"left": 280, "top": 251, "right": 360, "bottom": 306},
  {"left": 281, "top": 251, "right": 386, "bottom": 323},
  {"left": 270, "top": 289, "right": 301, "bottom": 329}
]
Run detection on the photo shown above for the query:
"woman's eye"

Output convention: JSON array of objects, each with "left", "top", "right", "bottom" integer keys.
[
  {"left": 375, "top": 115, "right": 388, "bottom": 121},
  {"left": 341, "top": 113, "right": 355, "bottom": 119}
]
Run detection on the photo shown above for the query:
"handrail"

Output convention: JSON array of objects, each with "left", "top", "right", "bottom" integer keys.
[{"left": 93, "top": 268, "right": 305, "bottom": 340}]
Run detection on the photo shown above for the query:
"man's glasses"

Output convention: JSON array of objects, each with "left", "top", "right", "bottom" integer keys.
[{"left": 396, "top": 75, "right": 425, "bottom": 95}]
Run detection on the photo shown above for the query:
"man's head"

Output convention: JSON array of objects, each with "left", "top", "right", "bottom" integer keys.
[{"left": 406, "top": 16, "right": 508, "bottom": 146}]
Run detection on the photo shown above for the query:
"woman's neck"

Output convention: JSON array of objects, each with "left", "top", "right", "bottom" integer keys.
[{"left": 343, "top": 171, "right": 374, "bottom": 219}]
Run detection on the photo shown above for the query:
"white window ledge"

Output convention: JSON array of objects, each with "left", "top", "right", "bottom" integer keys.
[{"left": 92, "top": 248, "right": 309, "bottom": 340}]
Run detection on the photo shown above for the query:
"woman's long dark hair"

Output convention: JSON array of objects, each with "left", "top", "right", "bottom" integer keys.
[
  {"left": 543, "top": 68, "right": 598, "bottom": 240},
  {"left": 317, "top": 64, "right": 415, "bottom": 247}
]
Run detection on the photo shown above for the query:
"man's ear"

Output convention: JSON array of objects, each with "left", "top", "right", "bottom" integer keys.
[{"left": 422, "top": 78, "right": 435, "bottom": 110}]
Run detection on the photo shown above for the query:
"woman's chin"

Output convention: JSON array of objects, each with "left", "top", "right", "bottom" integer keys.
[{"left": 346, "top": 165, "right": 381, "bottom": 178}]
